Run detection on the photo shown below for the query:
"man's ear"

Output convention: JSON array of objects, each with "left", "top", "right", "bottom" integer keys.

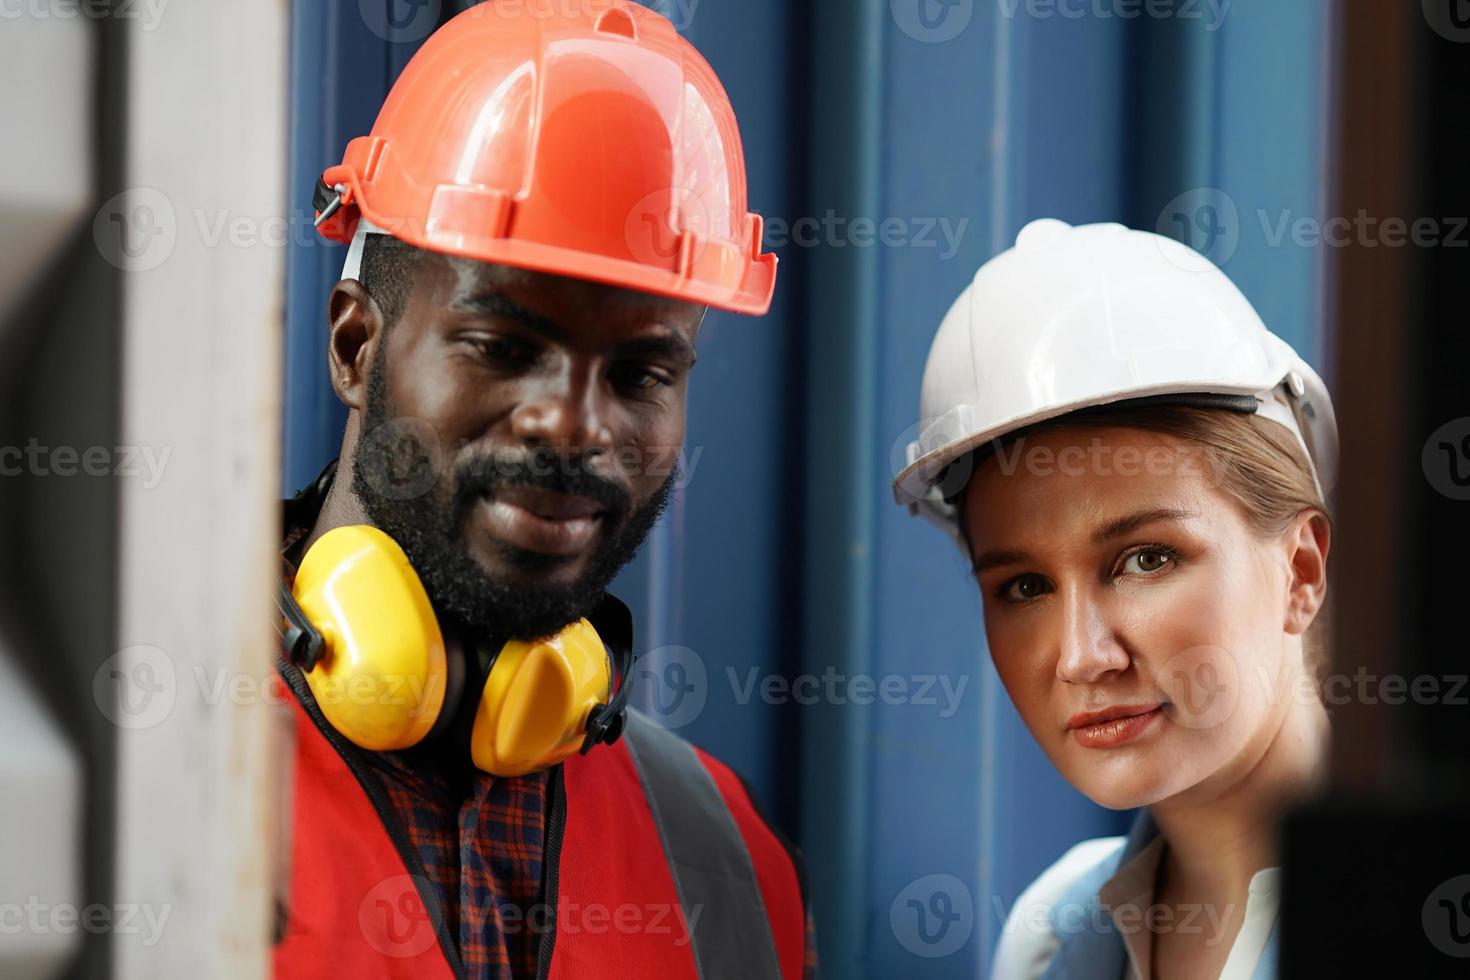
[
  {"left": 1283, "top": 509, "right": 1332, "bottom": 636},
  {"left": 326, "top": 280, "right": 383, "bottom": 412}
]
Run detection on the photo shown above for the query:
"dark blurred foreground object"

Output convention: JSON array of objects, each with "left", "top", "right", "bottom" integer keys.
[{"left": 1281, "top": 3, "right": 1470, "bottom": 975}]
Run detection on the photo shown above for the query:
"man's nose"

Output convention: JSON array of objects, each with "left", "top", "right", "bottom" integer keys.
[
  {"left": 1054, "top": 588, "right": 1130, "bottom": 684},
  {"left": 508, "top": 370, "right": 612, "bottom": 457}
]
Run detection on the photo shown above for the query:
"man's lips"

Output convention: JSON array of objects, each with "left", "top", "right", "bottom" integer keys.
[
  {"left": 474, "top": 487, "right": 607, "bottom": 557},
  {"left": 493, "top": 485, "right": 607, "bottom": 520},
  {"left": 1066, "top": 703, "right": 1165, "bottom": 749}
]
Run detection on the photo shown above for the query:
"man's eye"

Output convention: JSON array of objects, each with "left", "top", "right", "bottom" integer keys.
[
  {"left": 469, "top": 337, "right": 531, "bottom": 363},
  {"left": 1000, "top": 574, "right": 1051, "bottom": 603},
  {"left": 1119, "top": 548, "right": 1176, "bottom": 575},
  {"left": 611, "top": 364, "right": 667, "bottom": 391}
]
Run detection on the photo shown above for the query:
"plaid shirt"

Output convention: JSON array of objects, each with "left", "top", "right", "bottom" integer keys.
[{"left": 283, "top": 521, "right": 817, "bottom": 979}]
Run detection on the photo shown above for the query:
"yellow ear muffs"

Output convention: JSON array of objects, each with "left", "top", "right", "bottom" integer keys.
[
  {"left": 288, "top": 525, "right": 448, "bottom": 751},
  {"left": 470, "top": 619, "right": 612, "bottom": 776},
  {"left": 278, "top": 525, "right": 631, "bottom": 775}
]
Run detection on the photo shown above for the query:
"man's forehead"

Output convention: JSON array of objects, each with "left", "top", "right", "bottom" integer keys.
[{"left": 439, "top": 253, "right": 703, "bottom": 316}]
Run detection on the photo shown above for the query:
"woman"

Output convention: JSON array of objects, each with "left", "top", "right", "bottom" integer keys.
[{"left": 893, "top": 219, "right": 1337, "bottom": 980}]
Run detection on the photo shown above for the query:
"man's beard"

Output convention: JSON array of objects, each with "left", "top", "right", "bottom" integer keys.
[{"left": 351, "top": 350, "right": 674, "bottom": 640}]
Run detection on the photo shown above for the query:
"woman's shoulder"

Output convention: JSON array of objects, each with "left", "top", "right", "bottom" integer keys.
[{"left": 990, "top": 836, "right": 1129, "bottom": 980}]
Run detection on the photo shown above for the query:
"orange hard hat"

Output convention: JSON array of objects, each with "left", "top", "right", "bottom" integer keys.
[{"left": 313, "top": 0, "right": 776, "bottom": 315}]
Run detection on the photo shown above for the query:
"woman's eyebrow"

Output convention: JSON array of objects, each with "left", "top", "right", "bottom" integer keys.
[
  {"left": 1091, "top": 507, "right": 1197, "bottom": 543},
  {"left": 970, "top": 508, "right": 1197, "bottom": 574},
  {"left": 971, "top": 548, "right": 1030, "bottom": 575}
]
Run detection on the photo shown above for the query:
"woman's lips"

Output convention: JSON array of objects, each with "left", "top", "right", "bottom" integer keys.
[
  {"left": 475, "top": 489, "right": 605, "bottom": 557},
  {"left": 1067, "top": 704, "right": 1165, "bottom": 749}
]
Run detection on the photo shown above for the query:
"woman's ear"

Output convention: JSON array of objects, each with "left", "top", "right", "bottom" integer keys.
[
  {"left": 326, "top": 280, "right": 384, "bottom": 412},
  {"left": 1283, "top": 510, "right": 1331, "bottom": 635}
]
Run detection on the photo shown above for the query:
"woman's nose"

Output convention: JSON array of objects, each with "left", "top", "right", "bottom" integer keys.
[{"left": 1054, "top": 589, "right": 1130, "bottom": 684}]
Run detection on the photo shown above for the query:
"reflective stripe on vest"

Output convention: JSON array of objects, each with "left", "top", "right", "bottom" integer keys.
[{"left": 622, "top": 712, "right": 783, "bottom": 980}]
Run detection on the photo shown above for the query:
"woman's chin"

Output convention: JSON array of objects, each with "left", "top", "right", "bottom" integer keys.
[{"left": 1064, "top": 754, "right": 1188, "bottom": 810}]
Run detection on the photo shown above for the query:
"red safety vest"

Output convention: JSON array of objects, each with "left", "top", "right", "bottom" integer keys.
[{"left": 270, "top": 665, "right": 806, "bottom": 979}]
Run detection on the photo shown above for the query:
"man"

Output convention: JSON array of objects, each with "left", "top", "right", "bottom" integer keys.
[{"left": 271, "top": 4, "right": 812, "bottom": 978}]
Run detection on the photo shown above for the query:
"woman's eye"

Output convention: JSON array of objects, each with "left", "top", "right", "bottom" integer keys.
[
  {"left": 1120, "top": 549, "right": 1174, "bottom": 575},
  {"left": 1001, "top": 574, "right": 1051, "bottom": 603}
]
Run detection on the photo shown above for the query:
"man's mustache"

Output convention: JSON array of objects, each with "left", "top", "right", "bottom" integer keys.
[{"left": 451, "top": 451, "right": 632, "bottom": 525}]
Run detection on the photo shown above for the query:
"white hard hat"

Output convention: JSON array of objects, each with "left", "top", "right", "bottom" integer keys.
[{"left": 892, "top": 218, "right": 1338, "bottom": 540}]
